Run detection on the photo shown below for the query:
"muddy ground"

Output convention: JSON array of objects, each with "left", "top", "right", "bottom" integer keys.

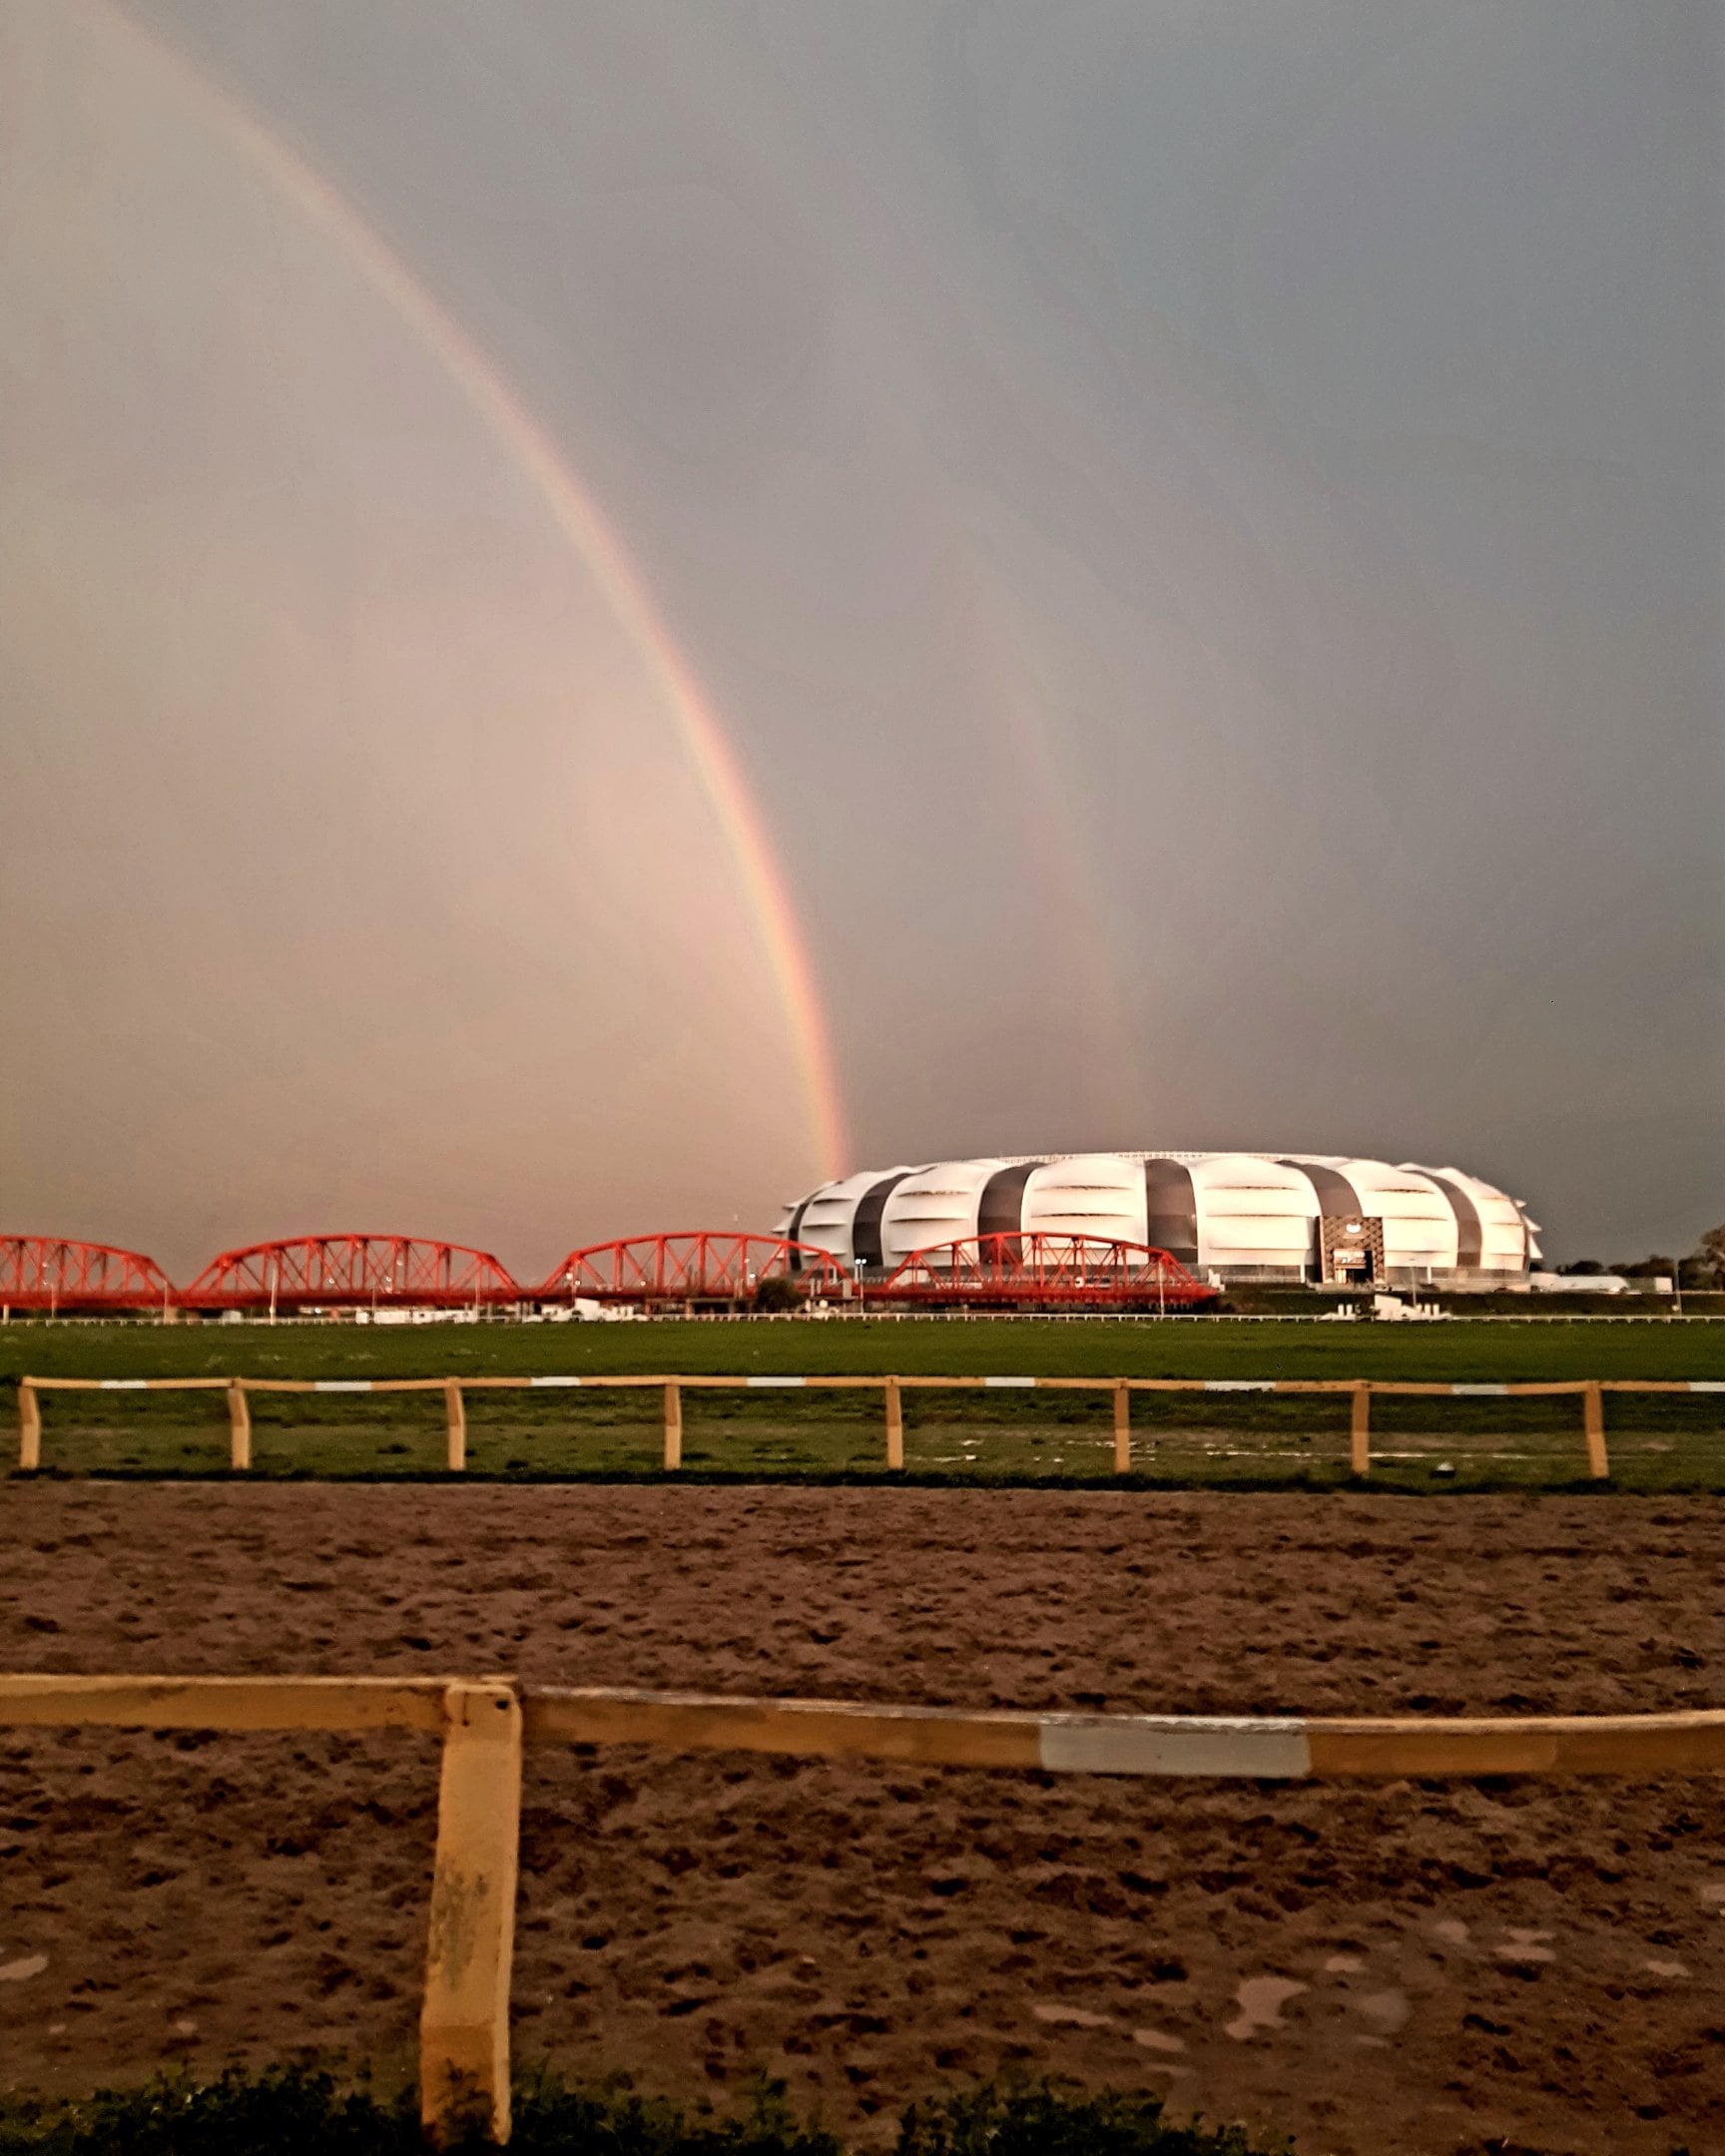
[{"left": 2, "top": 1483, "right": 1722, "bottom": 2155}]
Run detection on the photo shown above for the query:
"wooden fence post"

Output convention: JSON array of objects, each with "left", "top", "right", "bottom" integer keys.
[
  {"left": 1112, "top": 1381, "right": 1131, "bottom": 1475},
  {"left": 444, "top": 1380, "right": 466, "bottom": 1473},
  {"left": 228, "top": 1381, "right": 252, "bottom": 1472},
  {"left": 884, "top": 1376, "right": 903, "bottom": 1470},
  {"left": 1582, "top": 1381, "right": 1609, "bottom": 1480},
  {"left": 420, "top": 1679, "right": 521, "bottom": 2147},
  {"left": 1350, "top": 1382, "right": 1371, "bottom": 1476},
  {"left": 18, "top": 1380, "right": 40, "bottom": 1471},
  {"left": 663, "top": 1381, "right": 682, "bottom": 1471}
]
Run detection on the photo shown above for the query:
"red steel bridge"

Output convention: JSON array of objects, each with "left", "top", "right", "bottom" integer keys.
[
  {"left": 179, "top": 1235, "right": 519, "bottom": 1313},
  {"left": 873, "top": 1233, "right": 1216, "bottom": 1310},
  {"left": 535, "top": 1232, "right": 849, "bottom": 1306},
  {"left": 0, "top": 1228, "right": 1215, "bottom": 1314},
  {"left": 0, "top": 1237, "right": 176, "bottom": 1315}
]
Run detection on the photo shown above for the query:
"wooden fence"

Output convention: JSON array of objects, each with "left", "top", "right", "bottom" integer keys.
[
  {"left": 4, "top": 1668, "right": 1723, "bottom": 2143},
  {"left": 14, "top": 1371, "right": 1725, "bottom": 1479}
]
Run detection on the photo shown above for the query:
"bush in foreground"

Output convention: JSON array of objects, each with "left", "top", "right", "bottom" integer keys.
[
  {"left": 895, "top": 2080, "right": 1287, "bottom": 2155},
  {"left": 0, "top": 2067, "right": 1292, "bottom": 2156}
]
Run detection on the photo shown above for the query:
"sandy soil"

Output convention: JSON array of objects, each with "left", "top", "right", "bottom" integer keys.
[{"left": 2, "top": 1483, "right": 1723, "bottom": 2155}]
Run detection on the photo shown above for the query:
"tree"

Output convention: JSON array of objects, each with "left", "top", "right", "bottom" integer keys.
[
  {"left": 752, "top": 1274, "right": 803, "bottom": 1314},
  {"left": 1696, "top": 1224, "right": 1725, "bottom": 1288}
]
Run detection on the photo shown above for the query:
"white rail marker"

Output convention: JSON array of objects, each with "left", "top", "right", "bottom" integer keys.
[{"left": 1038, "top": 1713, "right": 1311, "bottom": 1779}]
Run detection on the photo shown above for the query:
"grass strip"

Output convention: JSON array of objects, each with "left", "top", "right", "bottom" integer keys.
[
  {"left": 0, "top": 2067, "right": 1299, "bottom": 2155},
  {"left": 5, "top": 1318, "right": 1724, "bottom": 1385}
]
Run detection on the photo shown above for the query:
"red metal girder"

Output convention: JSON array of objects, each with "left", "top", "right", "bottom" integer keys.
[
  {"left": 534, "top": 1232, "right": 847, "bottom": 1304},
  {"left": 0, "top": 1237, "right": 175, "bottom": 1313},
  {"left": 179, "top": 1235, "right": 520, "bottom": 1312},
  {"left": 876, "top": 1233, "right": 1218, "bottom": 1309}
]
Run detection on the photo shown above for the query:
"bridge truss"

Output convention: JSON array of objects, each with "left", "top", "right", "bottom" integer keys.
[
  {"left": 179, "top": 1235, "right": 520, "bottom": 1313},
  {"left": 875, "top": 1233, "right": 1217, "bottom": 1310},
  {"left": 535, "top": 1232, "right": 848, "bottom": 1306},
  {"left": 0, "top": 1237, "right": 175, "bottom": 1314}
]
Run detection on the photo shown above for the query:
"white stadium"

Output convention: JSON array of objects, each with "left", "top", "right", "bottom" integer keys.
[{"left": 783, "top": 1153, "right": 1540, "bottom": 1290}]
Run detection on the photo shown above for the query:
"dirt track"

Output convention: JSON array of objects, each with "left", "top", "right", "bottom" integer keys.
[{"left": 3, "top": 1483, "right": 1723, "bottom": 2154}]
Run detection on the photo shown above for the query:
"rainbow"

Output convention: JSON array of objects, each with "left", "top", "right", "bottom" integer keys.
[{"left": 88, "top": 0, "right": 849, "bottom": 1182}]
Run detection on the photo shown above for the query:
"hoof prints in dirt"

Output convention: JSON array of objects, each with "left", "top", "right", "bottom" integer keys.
[{"left": 3, "top": 1483, "right": 1724, "bottom": 2156}]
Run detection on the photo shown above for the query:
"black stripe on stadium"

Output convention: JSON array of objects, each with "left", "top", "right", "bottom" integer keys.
[
  {"left": 1424, "top": 1171, "right": 1483, "bottom": 1271},
  {"left": 1142, "top": 1159, "right": 1199, "bottom": 1268},
  {"left": 1278, "top": 1159, "right": 1362, "bottom": 1281},
  {"left": 852, "top": 1170, "right": 921, "bottom": 1273},
  {"left": 1279, "top": 1158, "right": 1361, "bottom": 1218},
  {"left": 977, "top": 1161, "right": 1047, "bottom": 1263}
]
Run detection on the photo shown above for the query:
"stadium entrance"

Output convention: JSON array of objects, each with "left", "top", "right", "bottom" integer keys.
[{"left": 1319, "top": 1214, "right": 1386, "bottom": 1285}]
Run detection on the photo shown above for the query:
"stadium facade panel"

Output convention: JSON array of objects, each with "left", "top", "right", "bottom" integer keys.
[{"left": 782, "top": 1153, "right": 1538, "bottom": 1288}]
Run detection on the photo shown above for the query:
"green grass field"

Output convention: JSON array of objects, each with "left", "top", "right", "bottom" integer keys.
[
  {"left": 4, "top": 1316, "right": 1722, "bottom": 1491},
  {"left": 5, "top": 1313, "right": 1723, "bottom": 1383}
]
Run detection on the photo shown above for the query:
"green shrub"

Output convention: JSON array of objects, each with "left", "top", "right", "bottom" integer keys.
[
  {"left": 896, "top": 2080, "right": 1289, "bottom": 2155},
  {"left": 0, "top": 2067, "right": 420, "bottom": 2156},
  {"left": 0, "top": 2069, "right": 1292, "bottom": 2156}
]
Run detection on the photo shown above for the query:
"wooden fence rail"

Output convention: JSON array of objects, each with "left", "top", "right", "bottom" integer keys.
[
  {"left": 3, "top": 1669, "right": 1723, "bottom": 2143},
  {"left": 14, "top": 1372, "right": 1725, "bottom": 1479}
]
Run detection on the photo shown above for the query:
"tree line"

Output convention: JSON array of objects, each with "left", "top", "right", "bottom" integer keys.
[{"left": 1558, "top": 1222, "right": 1725, "bottom": 1291}]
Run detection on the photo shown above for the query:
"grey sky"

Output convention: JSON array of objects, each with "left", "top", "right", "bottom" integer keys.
[{"left": 2, "top": 0, "right": 1719, "bottom": 1276}]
